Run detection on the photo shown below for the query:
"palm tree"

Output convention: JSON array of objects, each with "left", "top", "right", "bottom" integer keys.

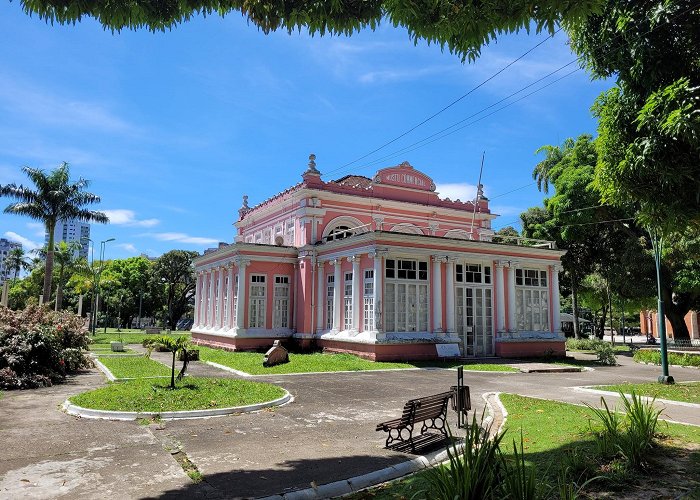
[
  {"left": 53, "top": 241, "right": 84, "bottom": 311},
  {"left": 148, "top": 335, "right": 191, "bottom": 389},
  {"left": 532, "top": 137, "right": 574, "bottom": 193},
  {"left": 0, "top": 163, "right": 108, "bottom": 304},
  {"left": 3, "top": 247, "right": 30, "bottom": 281}
]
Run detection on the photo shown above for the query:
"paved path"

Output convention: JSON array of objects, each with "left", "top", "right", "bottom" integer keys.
[{"left": 1, "top": 349, "right": 699, "bottom": 499}]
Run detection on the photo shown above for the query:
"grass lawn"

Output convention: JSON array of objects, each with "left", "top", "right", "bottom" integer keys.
[
  {"left": 198, "top": 347, "right": 416, "bottom": 374},
  {"left": 352, "top": 394, "right": 700, "bottom": 499},
  {"left": 98, "top": 355, "right": 171, "bottom": 378},
  {"left": 591, "top": 382, "right": 700, "bottom": 404},
  {"left": 69, "top": 377, "right": 286, "bottom": 412},
  {"left": 88, "top": 331, "right": 191, "bottom": 349}
]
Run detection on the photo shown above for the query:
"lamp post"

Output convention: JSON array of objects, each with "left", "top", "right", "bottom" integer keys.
[
  {"left": 162, "top": 277, "right": 172, "bottom": 334},
  {"left": 650, "top": 230, "right": 673, "bottom": 384},
  {"left": 89, "top": 238, "right": 115, "bottom": 335}
]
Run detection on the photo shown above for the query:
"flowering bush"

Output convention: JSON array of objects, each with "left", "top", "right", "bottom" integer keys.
[{"left": 0, "top": 305, "right": 92, "bottom": 389}]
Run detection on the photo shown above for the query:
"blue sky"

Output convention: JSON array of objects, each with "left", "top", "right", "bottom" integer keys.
[{"left": 0, "top": 4, "right": 612, "bottom": 259}]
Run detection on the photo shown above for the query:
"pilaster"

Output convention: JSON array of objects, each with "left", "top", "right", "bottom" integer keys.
[
  {"left": 445, "top": 257, "right": 455, "bottom": 334},
  {"left": 350, "top": 255, "right": 361, "bottom": 332},
  {"left": 432, "top": 255, "right": 445, "bottom": 333}
]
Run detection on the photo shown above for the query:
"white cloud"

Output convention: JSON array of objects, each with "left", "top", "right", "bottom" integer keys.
[
  {"left": 358, "top": 65, "right": 456, "bottom": 85},
  {"left": 490, "top": 205, "right": 525, "bottom": 217},
  {"left": 0, "top": 75, "right": 140, "bottom": 135},
  {"left": 435, "top": 182, "right": 477, "bottom": 202},
  {"left": 26, "top": 222, "right": 46, "bottom": 237},
  {"left": 116, "top": 243, "right": 138, "bottom": 253},
  {"left": 103, "top": 209, "right": 160, "bottom": 228},
  {"left": 4, "top": 231, "right": 40, "bottom": 251},
  {"left": 149, "top": 232, "right": 220, "bottom": 245}
]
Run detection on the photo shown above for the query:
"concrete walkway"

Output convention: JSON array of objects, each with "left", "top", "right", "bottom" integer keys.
[{"left": 1, "top": 349, "right": 699, "bottom": 499}]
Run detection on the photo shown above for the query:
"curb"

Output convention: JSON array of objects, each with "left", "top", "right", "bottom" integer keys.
[
  {"left": 259, "top": 393, "right": 507, "bottom": 500},
  {"left": 62, "top": 390, "right": 293, "bottom": 421},
  {"left": 257, "top": 441, "right": 465, "bottom": 500},
  {"left": 574, "top": 386, "right": 700, "bottom": 409},
  {"left": 93, "top": 357, "right": 117, "bottom": 382}
]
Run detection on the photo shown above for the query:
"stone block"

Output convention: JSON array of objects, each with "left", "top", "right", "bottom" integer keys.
[{"left": 263, "top": 340, "right": 289, "bottom": 367}]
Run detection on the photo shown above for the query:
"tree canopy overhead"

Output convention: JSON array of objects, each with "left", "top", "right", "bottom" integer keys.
[
  {"left": 18, "top": 0, "right": 602, "bottom": 61},
  {"left": 566, "top": 0, "right": 700, "bottom": 233}
]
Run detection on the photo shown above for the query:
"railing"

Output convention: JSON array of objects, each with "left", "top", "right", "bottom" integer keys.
[{"left": 667, "top": 339, "right": 700, "bottom": 351}]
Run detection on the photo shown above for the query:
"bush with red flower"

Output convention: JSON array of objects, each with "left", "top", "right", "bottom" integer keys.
[{"left": 0, "top": 305, "right": 93, "bottom": 389}]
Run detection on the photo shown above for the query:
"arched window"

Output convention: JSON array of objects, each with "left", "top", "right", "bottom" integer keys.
[
  {"left": 444, "top": 229, "right": 470, "bottom": 240},
  {"left": 390, "top": 223, "right": 424, "bottom": 235},
  {"left": 321, "top": 216, "right": 367, "bottom": 242},
  {"left": 326, "top": 225, "right": 353, "bottom": 242}
]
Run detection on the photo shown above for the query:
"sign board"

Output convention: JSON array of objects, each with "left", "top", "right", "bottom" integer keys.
[
  {"left": 373, "top": 162, "right": 436, "bottom": 192},
  {"left": 436, "top": 343, "right": 461, "bottom": 358}
]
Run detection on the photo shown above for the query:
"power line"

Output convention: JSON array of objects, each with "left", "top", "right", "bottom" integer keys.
[
  {"left": 327, "top": 2, "right": 698, "bottom": 180},
  {"left": 347, "top": 66, "right": 581, "bottom": 174},
  {"left": 326, "top": 29, "right": 563, "bottom": 176}
]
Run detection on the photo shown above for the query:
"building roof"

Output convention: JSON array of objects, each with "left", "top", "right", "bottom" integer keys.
[{"left": 330, "top": 175, "right": 373, "bottom": 189}]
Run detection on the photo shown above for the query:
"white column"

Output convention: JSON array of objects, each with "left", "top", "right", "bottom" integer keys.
[
  {"left": 226, "top": 266, "right": 235, "bottom": 329},
  {"left": 316, "top": 262, "right": 325, "bottom": 333},
  {"left": 235, "top": 260, "right": 248, "bottom": 330},
  {"left": 372, "top": 251, "right": 385, "bottom": 335},
  {"left": 207, "top": 270, "right": 215, "bottom": 327},
  {"left": 432, "top": 256, "right": 443, "bottom": 333},
  {"left": 77, "top": 294, "right": 83, "bottom": 316},
  {"left": 193, "top": 273, "right": 200, "bottom": 327},
  {"left": 445, "top": 257, "right": 455, "bottom": 334},
  {"left": 552, "top": 264, "right": 562, "bottom": 334},
  {"left": 333, "top": 259, "right": 342, "bottom": 331},
  {"left": 495, "top": 261, "right": 506, "bottom": 333},
  {"left": 217, "top": 266, "right": 225, "bottom": 329},
  {"left": 351, "top": 256, "right": 361, "bottom": 331},
  {"left": 292, "top": 262, "right": 299, "bottom": 332},
  {"left": 507, "top": 263, "right": 517, "bottom": 332}
]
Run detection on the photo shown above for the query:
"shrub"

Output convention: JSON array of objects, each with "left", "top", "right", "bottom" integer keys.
[
  {"left": 594, "top": 343, "right": 617, "bottom": 366},
  {"left": 566, "top": 338, "right": 603, "bottom": 351},
  {"left": 633, "top": 349, "right": 700, "bottom": 368},
  {"left": 587, "top": 392, "right": 661, "bottom": 471},
  {"left": 500, "top": 433, "right": 550, "bottom": 499},
  {"left": 416, "top": 414, "right": 504, "bottom": 500},
  {"left": 0, "top": 305, "right": 91, "bottom": 390}
]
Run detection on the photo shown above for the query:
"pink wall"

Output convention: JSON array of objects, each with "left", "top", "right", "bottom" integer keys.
[{"left": 246, "top": 261, "right": 295, "bottom": 329}]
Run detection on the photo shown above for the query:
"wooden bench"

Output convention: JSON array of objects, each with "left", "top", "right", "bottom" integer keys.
[{"left": 376, "top": 391, "right": 454, "bottom": 452}]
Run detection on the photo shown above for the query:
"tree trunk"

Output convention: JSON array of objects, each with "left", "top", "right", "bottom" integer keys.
[
  {"left": 55, "top": 267, "right": 65, "bottom": 311},
  {"left": 662, "top": 286, "right": 691, "bottom": 341},
  {"left": 597, "top": 304, "right": 608, "bottom": 339},
  {"left": 572, "top": 284, "right": 580, "bottom": 339},
  {"left": 43, "top": 220, "right": 56, "bottom": 304},
  {"left": 170, "top": 351, "right": 176, "bottom": 389}
]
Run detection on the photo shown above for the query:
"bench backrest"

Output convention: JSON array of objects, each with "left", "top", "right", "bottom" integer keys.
[{"left": 400, "top": 391, "right": 453, "bottom": 424}]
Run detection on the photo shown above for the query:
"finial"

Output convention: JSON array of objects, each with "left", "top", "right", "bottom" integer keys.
[
  {"left": 238, "top": 194, "right": 251, "bottom": 219},
  {"left": 305, "top": 153, "right": 320, "bottom": 175}
]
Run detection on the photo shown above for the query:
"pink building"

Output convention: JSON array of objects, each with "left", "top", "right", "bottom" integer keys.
[{"left": 191, "top": 157, "right": 565, "bottom": 361}]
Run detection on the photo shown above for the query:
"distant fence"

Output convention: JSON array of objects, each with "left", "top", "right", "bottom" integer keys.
[{"left": 667, "top": 339, "right": 700, "bottom": 351}]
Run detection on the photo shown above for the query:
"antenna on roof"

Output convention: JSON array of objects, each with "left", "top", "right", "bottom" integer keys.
[{"left": 469, "top": 152, "right": 485, "bottom": 238}]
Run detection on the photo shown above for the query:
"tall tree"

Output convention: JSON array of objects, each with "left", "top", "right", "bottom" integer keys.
[
  {"left": 0, "top": 163, "right": 108, "bottom": 304},
  {"left": 567, "top": 0, "right": 700, "bottom": 234},
  {"left": 52, "top": 241, "right": 84, "bottom": 311},
  {"left": 18, "top": 1, "right": 602, "bottom": 62},
  {"left": 151, "top": 250, "right": 198, "bottom": 330},
  {"left": 3, "top": 247, "right": 30, "bottom": 281}
]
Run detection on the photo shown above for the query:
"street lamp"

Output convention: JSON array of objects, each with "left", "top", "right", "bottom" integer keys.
[
  {"left": 87, "top": 238, "right": 115, "bottom": 336},
  {"left": 161, "top": 277, "right": 172, "bottom": 334},
  {"left": 650, "top": 230, "right": 673, "bottom": 384}
]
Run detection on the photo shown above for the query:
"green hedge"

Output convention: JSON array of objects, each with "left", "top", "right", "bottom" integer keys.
[{"left": 633, "top": 349, "right": 700, "bottom": 368}]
